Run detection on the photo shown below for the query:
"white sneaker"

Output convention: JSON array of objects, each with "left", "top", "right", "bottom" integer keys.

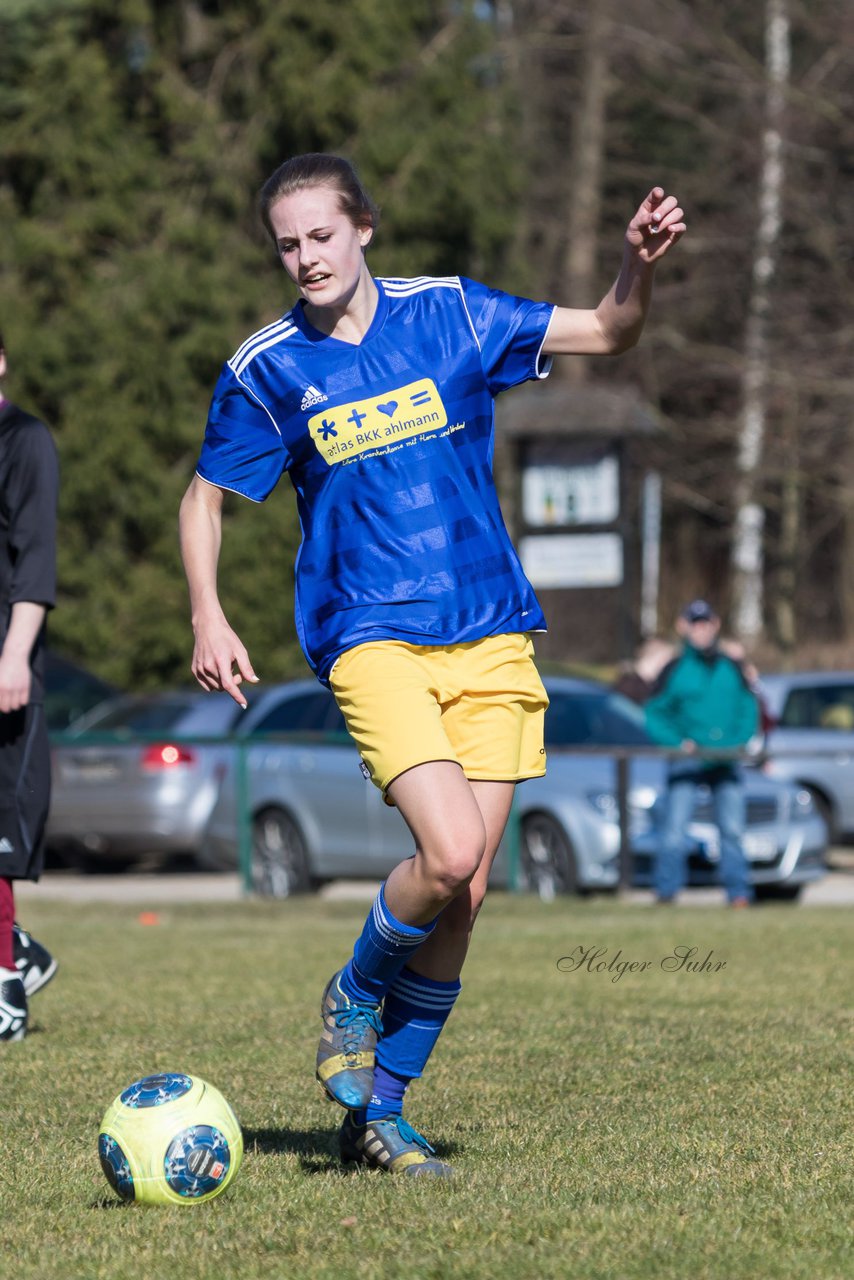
[
  {"left": 13, "top": 924, "right": 58, "bottom": 997},
  {"left": 0, "top": 970, "right": 27, "bottom": 1041}
]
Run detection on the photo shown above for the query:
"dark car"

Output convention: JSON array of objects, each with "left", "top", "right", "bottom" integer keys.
[{"left": 44, "top": 650, "right": 117, "bottom": 731}]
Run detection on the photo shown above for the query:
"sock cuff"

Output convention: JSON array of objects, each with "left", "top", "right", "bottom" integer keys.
[
  {"left": 388, "top": 966, "right": 462, "bottom": 1009},
  {"left": 374, "top": 884, "right": 436, "bottom": 946},
  {"left": 375, "top": 968, "right": 462, "bottom": 1079}
]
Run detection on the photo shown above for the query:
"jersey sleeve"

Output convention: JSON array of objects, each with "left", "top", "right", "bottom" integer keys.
[
  {"left": 458, "top": 278, "right": 556, "bottom": 395},
  {"left": 8, "top": 422, "right": 59, "bottom": 609},
  {"left": 196, "top": 363, "right": 289, "bottom": 502}
]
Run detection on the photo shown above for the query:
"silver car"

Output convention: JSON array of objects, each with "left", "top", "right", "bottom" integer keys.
[
  {"left": 47, "top": 690, "right": 247, "bottom": 868},
  {"left": 198, "top": 677, "right": 827, "bottom": 899},
  {"left": 759, "top": 671, "right": 854, "bottom": 839}
]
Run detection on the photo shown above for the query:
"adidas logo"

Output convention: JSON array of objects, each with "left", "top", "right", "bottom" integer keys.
[
  {"left": 0, "top": 838, "right": 13, "bottom": 853},
  {"left": 300, "top": 384, "right": 328, "bottom": 412}
]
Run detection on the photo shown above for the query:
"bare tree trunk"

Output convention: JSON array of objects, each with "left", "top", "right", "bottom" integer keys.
[
  {"left": 506, "top": 1, "right": 577, "bottom": 299},
  {"left": 774, "top": 395, "right": 800, "bottom": 660},
  {"left": 731, "top": 0, "right": 790, "bottom": 639},
  {"left": 840, "top": 436, "right": 854, "bottom": 650},
  {"left": 560, "top": 0, "right": 613, "bottom": 386}
]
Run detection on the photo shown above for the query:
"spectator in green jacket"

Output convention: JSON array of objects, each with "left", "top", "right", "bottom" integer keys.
[{"left": 644, "top": 599, "right": 759, "bottom": 906}]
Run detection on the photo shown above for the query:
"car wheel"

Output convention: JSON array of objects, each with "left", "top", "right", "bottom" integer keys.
[
  {"left": 75, "top": 849, "right": 138, "bottom": 875},
  {"left": 753, "top": 883, "right": 802, "bottom": 903},
  {"left": 803, "top": 786, "right": 836, "bottom": 842},
  {"left": 251, "top": 807, "right": 313, "bottom": 898},
  {"left": 520, "top": 813, "right": 579, "bottom": 900}
]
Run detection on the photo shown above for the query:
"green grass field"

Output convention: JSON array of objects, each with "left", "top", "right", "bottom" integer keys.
[{"left": 3, "top": 894, "right": 852, "bottom": 1280}]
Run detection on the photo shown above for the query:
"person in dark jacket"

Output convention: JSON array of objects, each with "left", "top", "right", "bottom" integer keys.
[
  {"left": 644, "top": 599, "right": 759, "bottom": 906},
  {"left": 0, "top": 331, "right": 60, "bottom": 1042}
]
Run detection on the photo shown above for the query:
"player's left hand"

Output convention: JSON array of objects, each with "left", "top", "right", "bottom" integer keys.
[
  {"left": 0, "top": 651, "right": 32, "bottom": 713},
  {"left": 625, "top": 188, "right": 686, "bottom": 263}
]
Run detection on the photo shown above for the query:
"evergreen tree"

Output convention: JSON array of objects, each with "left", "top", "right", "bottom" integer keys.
[
  {"left": 2, "top": 0, "right": 850, "bottom": 674},
  {"left": 0, "top": 0, "right": 517, "bottom": 686}
]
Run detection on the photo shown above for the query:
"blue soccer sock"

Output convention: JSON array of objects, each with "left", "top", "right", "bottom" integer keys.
[
  {"left": 374, "top": 966, "right": 462, "bottom": 1087},
  {"left": 339, "top": 884, "right": 436, "bottom": 1008},
  {"left": 353, "top": 1064, "right": 411, "bottom": 1126}
]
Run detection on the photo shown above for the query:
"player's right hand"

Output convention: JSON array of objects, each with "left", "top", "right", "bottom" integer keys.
[{"left": 191, "top": 620, "right": 258, "bottom": 708}]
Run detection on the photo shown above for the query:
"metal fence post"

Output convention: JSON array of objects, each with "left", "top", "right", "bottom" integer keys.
[
  {"left": 505, "top": 793, "right": 522, "bottom": 891},
  {"left": 235, "top": 739, "right": 253, "bottom": 895},
  {"left": 616, "top": 752, "right": 632, "bottom": 895},
  {"left": 48, "top": 721, "right": 798, "bottom": 898}
]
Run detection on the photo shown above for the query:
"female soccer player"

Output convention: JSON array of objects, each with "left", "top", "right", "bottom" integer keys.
[{"left": 180, "top": 153, "right": 685, "bottom": 1176}]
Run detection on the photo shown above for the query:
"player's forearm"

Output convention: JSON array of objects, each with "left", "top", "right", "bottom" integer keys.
[
  {"left": 592, "top": 247, "right": 657, "bottom": 354},
  {"left": 544, "top": 249, "right": 657, "bottom": 357},
  {"left": 179, "top": 481, "right": 226, "bottom": 626},
  {"left": 2, "top": 601, "right": 47, "bottom": 662}
]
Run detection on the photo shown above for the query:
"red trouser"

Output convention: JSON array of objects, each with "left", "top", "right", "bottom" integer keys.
[{"left": 0, "top": 876, "right": 14, "bottom": 969}]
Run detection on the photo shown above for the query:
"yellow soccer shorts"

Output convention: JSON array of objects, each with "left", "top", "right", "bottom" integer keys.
[{"left": 329, "top": 632, "right": 549, "bottom": 797}]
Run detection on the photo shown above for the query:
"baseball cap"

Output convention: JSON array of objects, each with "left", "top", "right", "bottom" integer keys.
[{"left": 680, "top": 599, "right": 718, "bottom": 623}]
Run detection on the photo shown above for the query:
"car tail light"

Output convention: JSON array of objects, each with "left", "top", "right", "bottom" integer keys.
[{"left": 141, "top": 743, "right": 196, "bottom": 770}]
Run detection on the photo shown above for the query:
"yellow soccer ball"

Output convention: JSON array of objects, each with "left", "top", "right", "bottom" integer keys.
[{"left": 98, "top": 1073, "right": 243, "bottom": 1205}]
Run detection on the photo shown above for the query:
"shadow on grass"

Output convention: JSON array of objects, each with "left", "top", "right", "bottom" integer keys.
[
  {"left": 243, "top": 1126, "right": 461, "bottom": 1175},
  {"left": 90, "top": 1196, "right": 134, "bottom": 1210},
  {"left": 243, "top": 1125, "right": 338, "bottom": 1174}
]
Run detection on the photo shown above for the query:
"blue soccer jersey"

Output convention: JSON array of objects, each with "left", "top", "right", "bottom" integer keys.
[{"left": 196, "top": 275, "right": 555, "bottom": 684}]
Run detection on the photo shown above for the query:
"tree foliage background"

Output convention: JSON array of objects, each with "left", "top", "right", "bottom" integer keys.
[{"left": 0, "top": 0, "right": 851, "bottom": 686}]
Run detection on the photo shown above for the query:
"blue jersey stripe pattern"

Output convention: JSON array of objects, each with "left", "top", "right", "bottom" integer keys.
[{"left": 196, "top": 276, "right": 554, "bottom": 683}]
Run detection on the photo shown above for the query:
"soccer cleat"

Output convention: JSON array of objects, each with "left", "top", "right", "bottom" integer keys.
[
  {"left": 339, "top": 1112, "right": 453, "bottom": 1178},
  {"left": 316, "top": 970, "right": 382, "bottom": 1110},
  {"left": 13, "top": 924, "right": 58, "bottom": 997},
  {"left": 0, "top": 973, "right": 27, "bottom": 1042}
]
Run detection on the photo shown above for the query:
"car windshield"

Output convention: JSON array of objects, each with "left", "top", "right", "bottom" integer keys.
[
  {"left": 44, "top": 651, "right": 117, "bottom": 731},
  {"left": 249, "top": 690, "right": 345, "bottom": 736},
  {"left": 545, "top": 690, "right": 652, "bottom": 747},
  {"left": 779, "top": 684, "right": 854, "bottom": 731},
  {"left": 75, "top": 698, "right": 197, "bottom": 735}
]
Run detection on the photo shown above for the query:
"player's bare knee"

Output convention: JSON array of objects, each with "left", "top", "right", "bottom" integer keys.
[
  {"left": 432, "top": 859, "right": 477, "bottom": 900},
  {"left": 423, "top": 831, "right": 485, "bottom": 901}
]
